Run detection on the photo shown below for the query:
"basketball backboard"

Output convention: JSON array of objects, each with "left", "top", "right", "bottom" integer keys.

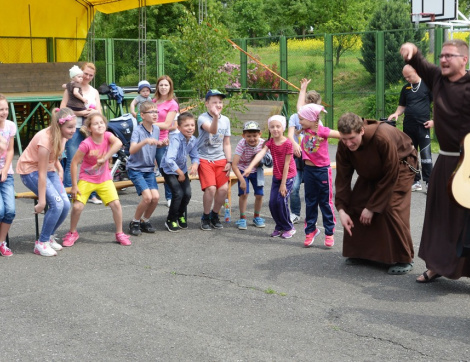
[{"left": 411, "top": 0, "right": 458, "bottom": 23}]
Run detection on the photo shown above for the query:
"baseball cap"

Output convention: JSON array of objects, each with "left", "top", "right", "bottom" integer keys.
[
  {"left": 243, "top": 121, "right": 261, "bottom": 132},
  {"left": 205, "top": 89, "right": 226, "bottom": 101}
]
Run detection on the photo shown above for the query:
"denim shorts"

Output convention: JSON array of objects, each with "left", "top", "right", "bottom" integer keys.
[
  {"left": 238, "top": 171, "right": 264, "bottom": 196},
  {"left": 127, "top": 168, "right": 158, "bottom": 196}
]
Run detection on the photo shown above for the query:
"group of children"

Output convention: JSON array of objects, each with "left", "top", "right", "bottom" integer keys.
[{"left": 0, "top": 75, "right": 339, "bottom": 257}]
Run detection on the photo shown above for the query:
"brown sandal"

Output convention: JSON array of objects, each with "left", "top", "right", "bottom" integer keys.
[{"left": 416, "top": 270, "right": 441, "bottom": 283}]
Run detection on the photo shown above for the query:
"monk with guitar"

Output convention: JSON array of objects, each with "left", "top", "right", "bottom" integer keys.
[{"left": 401, "top": 39, "right": 470, "bottom": 282}]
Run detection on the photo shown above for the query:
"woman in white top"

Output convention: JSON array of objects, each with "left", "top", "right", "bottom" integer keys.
[{"left": 60, "top": 62, "right": 102, "bottom": 204}]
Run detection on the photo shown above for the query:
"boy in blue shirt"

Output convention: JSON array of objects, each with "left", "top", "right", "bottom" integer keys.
[
  {"left": 127, "top": 101, "right": 168, "bottom": 236},
  {"left": 160, "top": 112, "right": 200, "bottom": 232}
]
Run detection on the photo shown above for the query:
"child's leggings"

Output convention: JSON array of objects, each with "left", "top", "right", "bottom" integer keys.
[
  {"left": 303, "top": 164, "right": 336, "bottom": 235},
  {"left": 21, "top": 171, "right": 71, "bottom": 242},
  {"left": 269, "top": 176, "right": 294, "bottom": 231}
]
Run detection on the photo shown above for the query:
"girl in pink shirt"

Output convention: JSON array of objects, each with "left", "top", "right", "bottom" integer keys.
[
  {"left": 62, "top": 112, "right": 131, "bottom": 247},
  {"left": 243, "top": 115, "right": 297, "bottom": 239},
  {"left": 298, "top": 103, "right": 340, "bottom": 249}
]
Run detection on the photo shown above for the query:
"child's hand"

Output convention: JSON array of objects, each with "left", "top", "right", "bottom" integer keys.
[
  {"left": 223, "top": 162, "right": 231, "bottom": 176},
  {"left": 293, "top": 142, "right": 302, "bottom": 158},
  {"left": 242, "top": 168, "right": 252, "bottom": 177},
  {"left": 0, "top": 168, "right": 8, "bottom": 183},
  {"left": 70, "top": 185, "right": 81, "bottom": 200},
  {"left": 148, "top": 138, "right": 160, "bottom": 146},
  {"left": 279, "top": 183, "right": 287, "bottom": 197},
  {"left": 93, "top": 158, "right": 106, "bottom": 170},
  {"left": 189, "top": 163, "right": 198, "bottom": 176},
  {"left": 239, "top": 178, "right": 247, "bottom": 194},
  {"left": 34, "top": 202, "right": 46, "bottom": 214},
  {"left": 300, "top": 78, "right": 311, "bottom": 90},
  {"left": 178, "top": 173, "right": 185, "bottom": 182},
  {"left": 161, "top": 138, "right": 169, "bottom": 146},
  {"left": 209, "top": 103, "right": 220, "bottom": 118}
]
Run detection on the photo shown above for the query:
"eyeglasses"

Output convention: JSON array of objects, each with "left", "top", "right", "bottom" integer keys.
[
  {"left": 142, "top": 111, "right": 159, "bottom": 114},
  {"left": 438, "top": 53, "right": 466, "bottom": 60}
]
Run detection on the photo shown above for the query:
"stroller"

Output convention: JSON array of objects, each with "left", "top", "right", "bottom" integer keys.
[{"left": 107, "top": 113, "right": 138, "bottom": 181}]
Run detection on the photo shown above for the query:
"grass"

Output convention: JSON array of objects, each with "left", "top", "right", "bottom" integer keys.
[{"left": 228, "top": 43, "right": 441, "bottom": 152}]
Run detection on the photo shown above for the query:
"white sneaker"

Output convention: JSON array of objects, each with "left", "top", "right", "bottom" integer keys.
[
  {"left": 89, "top": 196, "right": 103, "bottom": 204},
  {"left": 34, "top": 241, "right": 57, "bottom": 257},
  {"left": 290, "top": 213, "right": 300, "bottom": 224},
  {"left": 49, "top": 235, "right": 63, "bottom": 251},
  {"left": 167, "top": 199, "right": 171, "bottom": 208},
  {"left": 411, "top": 181, "right": 422, "bottom": 192}
]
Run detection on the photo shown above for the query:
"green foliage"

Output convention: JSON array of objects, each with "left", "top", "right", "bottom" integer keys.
[
  {"left": 360, "top": 0, "right": 429, "bottom": 85},
  {"left": 315, "top": 0, "right": 377, "bottom": 65},
  {"left": 170, "top": 10, "right": 231, "bottom": 98},
  {"left": 221, "top": 0, "right": 269, "bottom": 38},
  {"left": 363, "top": 83, "right": 402, "bottom": 119}
]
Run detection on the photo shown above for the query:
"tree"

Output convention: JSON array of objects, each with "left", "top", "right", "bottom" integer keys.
[
  {"left": 220, "top": 0, "right": 269, "bottom": 38},
  {"left": 360, "top": 0, "right": 429, "bottom": 85},
  {"left": 315, "top": 0, "right": 377, "bottom": 65}
]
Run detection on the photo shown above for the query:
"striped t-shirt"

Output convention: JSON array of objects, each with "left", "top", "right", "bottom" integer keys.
[
  {"left": 265, "top": 138, "right": 297, "bottom": 180},
  {"left": 234, "top": 138, "right": 264, "bottom": 173}
]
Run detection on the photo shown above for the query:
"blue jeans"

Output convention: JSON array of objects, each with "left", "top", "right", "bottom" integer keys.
[
  {"left": 63, "top": 130, "right": 85, "bottom": 188},
  {"left": 62, "top": 130, "right": 97, "bottom": 199},
  {"left": 21, "top": 171, "right": 70, "bottom": 242},
  {"left": 303, "top": 165, "right": 336, "bottom": 236},
  {"left": 155, "top": 146, "right": 172, "bottom": 201},
  {"left": 290, "top": 169, "right": 303, "bottom": 216},
  {"left": 0, "top": 175, "right": 16, "bottom": 224}
]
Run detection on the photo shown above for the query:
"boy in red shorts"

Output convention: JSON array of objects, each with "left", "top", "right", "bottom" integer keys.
[{"left": 196, "top": 89, "right": 232, "bottom": 230}]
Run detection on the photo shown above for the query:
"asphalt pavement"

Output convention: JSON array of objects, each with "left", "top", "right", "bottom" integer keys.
[{"left": 1, "top": 137, "right": 469, "bottom": 361}]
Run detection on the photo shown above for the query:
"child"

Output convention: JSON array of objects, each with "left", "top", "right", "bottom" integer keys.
[
  {"left": 16, "top": 107, "right": 76, "bottom": 256},
  {"left": 297, "top": 103, "right": 340, "bottom": 248},
  {"left": 287, "top": 78, "right": 323, "bottom": 224},
  {"left": 197, "top": 89, "right": 232, "bottom": 231},
  {"left": 243, "top": 115, "right": 297, "bottom": 239},
  {"left": 160, "top": 112, "right": 199, "bottom": 232},
  {"left": 0, "top": 95, "right": 16, "bottom": 256},
  {"left": 62, "top": 112, "right": 131, "bottom": 247},
  {"left": 232, "top": 121, "right": 266, "bottom": 230},
  {"left": 126, "top": 101, "right": 168, "bottom": 236},
  {"left": 66, "top": 65, "right": 88, "bottom": 111},
  {"left": 130, "top": 80, "right": 152, "bottom": 123}
]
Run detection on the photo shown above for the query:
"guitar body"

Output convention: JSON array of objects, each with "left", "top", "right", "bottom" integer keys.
[{"left": 448, "top": 133, "right": 470, "bottom": 209}]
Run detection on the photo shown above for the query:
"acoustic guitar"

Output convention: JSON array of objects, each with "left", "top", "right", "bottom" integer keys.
[{"left": 448, "top": 133, "right": 470, "bottom": 209}]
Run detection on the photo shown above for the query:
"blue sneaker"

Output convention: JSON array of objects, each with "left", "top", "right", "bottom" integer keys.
[
  {"left": 235, "top": 219, "right": 247, "bottom": 230},
  {"left": 253, "top": 217, "right": 266, "bottom": 228}
]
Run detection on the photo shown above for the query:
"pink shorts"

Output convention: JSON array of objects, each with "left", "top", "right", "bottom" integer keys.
[{"left": 198, "top": 159, "right": 229, "bottom": 190}]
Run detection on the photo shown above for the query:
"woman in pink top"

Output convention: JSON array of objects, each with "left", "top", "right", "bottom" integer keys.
[
  {"left": 62, "top": 112, "right": 131, "bottom": 247},
  {"left": 17, "top": 107, "right": 77, "bottom": 257},
  {"left": 153, "top": 75, "right": 179, "bottom": 206}
]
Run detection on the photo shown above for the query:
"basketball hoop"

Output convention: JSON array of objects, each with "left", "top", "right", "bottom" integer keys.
[{"left": 411, "top": 12, "right": 436, "bottom": 29}]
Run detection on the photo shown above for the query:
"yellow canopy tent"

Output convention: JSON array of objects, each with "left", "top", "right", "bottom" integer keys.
[{"left": 0, "top": 0, "right": 184, "bottom": 63}]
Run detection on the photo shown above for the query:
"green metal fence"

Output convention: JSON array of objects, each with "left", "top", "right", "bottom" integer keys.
[{"left": 3, "top": 27, "right": 469, "bottom": 129}]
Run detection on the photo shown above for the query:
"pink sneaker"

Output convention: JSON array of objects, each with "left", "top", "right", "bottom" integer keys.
[
  {"left": 0, "top": 241, "right": 13, "bottom": 257},
  {"left": 324, "top": 235, "right": 335, "bottom": 248},
  {"left": 281, "top": 229, "right": 296, "bottom": 239},
  {"left": 62, "top": 231, "right": 80, "bottom": 247},
  {"left": 116, "top": 232, "right": 131, "bottom": 246},
  {"left": 304, "top": 229, "right": 321, "bottom": 248},
  {"left": 270, "top": 230, "right": 282, "bottom": 237}
]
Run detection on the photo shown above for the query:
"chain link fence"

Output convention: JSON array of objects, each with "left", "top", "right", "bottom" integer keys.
[{"left": 3, "top": 28, "right": 470, "bottom": 127}]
